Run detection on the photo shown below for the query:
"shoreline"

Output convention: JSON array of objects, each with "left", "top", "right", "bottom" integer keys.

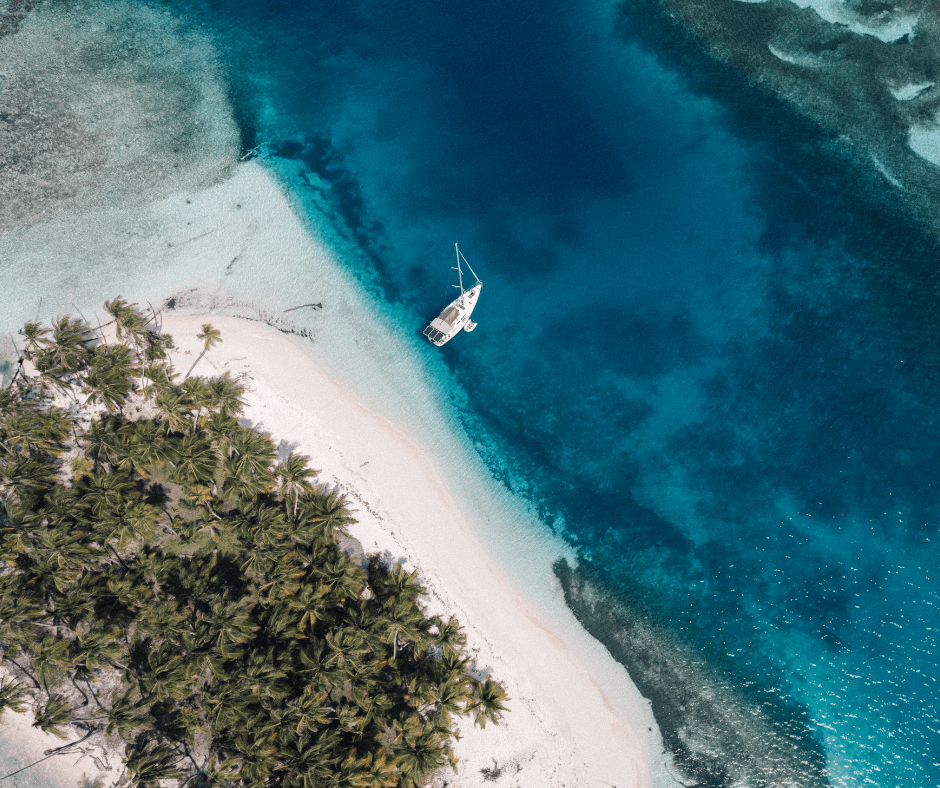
[{"left": 157, "top": 311, "right": 655, "bottom": 787}]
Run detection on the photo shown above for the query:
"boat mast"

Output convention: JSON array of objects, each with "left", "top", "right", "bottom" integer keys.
[
  {"left": 453, "top": 243, "right": 465, "bottom": 295},
  {"left": 454, "top": 243, "right": 481, "bottom": 293}
]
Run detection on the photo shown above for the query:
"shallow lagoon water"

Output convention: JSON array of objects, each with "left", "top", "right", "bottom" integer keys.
[{"left": 1, "top": 0, "right": 939, "bottom": 786}]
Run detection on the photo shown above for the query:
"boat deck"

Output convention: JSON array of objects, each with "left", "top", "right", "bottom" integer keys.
[{"left": 439, "top": 306, "right": 460, "bottom": 325}]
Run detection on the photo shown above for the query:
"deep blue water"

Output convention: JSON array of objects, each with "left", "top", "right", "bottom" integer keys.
[{"left": 180, "top": 0, "right": 940, "bottom": 784}]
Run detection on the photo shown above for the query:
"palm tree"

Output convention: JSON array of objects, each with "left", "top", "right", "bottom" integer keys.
[
  {"left": 33, "top": 527, "right": 93, "bottom": 587},
  {"left": 128, "top": 419, "right": 175, "bottom": 477},
  {"left": 104, "top": 297, "right": 137, "bottom": 336},
  {"left": 317, "top": 554, "right": 364, "bottom": 602},
  {"left": 37, "top": 316, "right": 92, "bottom": 377},
  {"left": 154, "top": 390, "right": 190, "bottom": 435},
  {"left": 139, "top": 645, "right": 195, "bottom": 702},
  {"left": 18, "top": 320, "right": 50, "bottom": 358},
  {"left": 207, "top": 598, "right": 259, "bottom": 652},
  {"left": 185, "top": 323, "right": 222, "bottom": 379},
  {"left": 143, "top": 347, "right": 178, "bottom": 394},
  {"left": 205, "top": 373, "right": 246, "bottom": 419},
  {"left": 394, "top": 729, "right": 448, "bottom": 785},
  {"left": 181, "top": 376, "right": 211, "bottom": 429},
  {"left": 277, "top": 452, "right": 318, "bottom": 519},
  {"left": 422, "top": 675, "right": 471, "bottom": 721},
  {"left": 82, "top": 416, "right": 130, "bottom": 469},
  {"left": 102, "top": 500, "right": 161, "bottom": 551},
  {"left": 69, "top": 626, "right": 125, "bottom": 675},
  {"left": 125, "top": 743, "right": 186, "bottom": 787},
  {"left": 106, "top": 690, "right": 154, "bottom": 739},
  {"left": 323, "top": 629, "right": 370, "bottom": 677},
  {"left": 300, "top": 490, "right": 355, "bottom": 540},
  {"left": 289, "top": 585, "right": 331, "bottom": 638},
  {"left": 384, "top": 564, "right": 424, "bottom": 604},
  {"left": 0, "top": 677, "right": 31, "bottom": 721},
  {"left": 362, "top": 749, "right": 398, "bottom": 788},
  {"left": 382, "top": 597, "right": 424, "bottom": 661},
  {"left": 3, "top": 408, "right": 70, "bottom": 458},
  {"left": 14, "top": 321, "right": 50, "bottom": 386},
  {"left": 30, "top": 635, "right": 74, "bottom": 691},
  {"left": 206, "top": 413, "right": 240, "bottom": 462},
  {"left": 434, "top": 616, "right": 467, "bottom": 660},
  {"left": 83, "top": 344, "right": 134, "bottom": 412},
  {"left": 32, "top": 692, "right": 74, "bottom": 738},
  {"left": 198, "top": 755, "right": 242, "bottom": 786},
  {"left": 0, "top": 455, "right": 57, "bottom": 512},
  {"left": 227, "top": 427, "right": 277, "bottom": 481},
  {"left": 171, "top": 434, "right": 217, "bottom": 486},
  {"left": 288, "top": 686, "right": 332, "bottom": 736},
  {"left": 467, "top": 677, "right": 508, "bottom": 728},
  {"left": 78, "top": 469, "right": 134, "bottom": 518},
  {"left": 104, "top": 298, "right": 150, "bottom": 390}
]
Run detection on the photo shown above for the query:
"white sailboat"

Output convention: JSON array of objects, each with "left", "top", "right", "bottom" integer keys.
[{"left": 423, "top": 244, "right": 482, "bottom": 346}]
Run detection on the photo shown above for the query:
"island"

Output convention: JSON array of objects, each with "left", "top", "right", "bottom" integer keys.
[{"left": 0, "top": 299, "right": 506, "bottom": 788}]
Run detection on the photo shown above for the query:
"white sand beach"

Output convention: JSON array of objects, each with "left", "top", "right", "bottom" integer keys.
[
  {"left": 0, "top": 669, "right": 122, "bottom": 788},
  {"left": 148, "top": 312, "right": 655, "bottom": 788},
  {"left": 0, "top": 309, "right": 659, "bottom": 788}
]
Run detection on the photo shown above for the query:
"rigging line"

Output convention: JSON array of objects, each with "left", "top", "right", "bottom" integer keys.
[{"left": 458, "top": 248, "right": 481, "bottom": 285}]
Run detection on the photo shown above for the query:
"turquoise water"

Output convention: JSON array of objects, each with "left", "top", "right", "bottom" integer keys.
[{"left": 3, "top": 0, "right": 940, "bottom": 785}]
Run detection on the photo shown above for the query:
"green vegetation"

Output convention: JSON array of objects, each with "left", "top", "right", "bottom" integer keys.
[{"left": 0, "top": 300, "right": 507, "bottom": 787}]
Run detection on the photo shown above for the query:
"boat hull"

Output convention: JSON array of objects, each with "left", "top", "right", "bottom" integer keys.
[{"left": 423, "top": 283, "right": 482, "bottom": 346}]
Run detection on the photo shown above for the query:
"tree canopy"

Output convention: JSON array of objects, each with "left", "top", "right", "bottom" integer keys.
[{"left": 0, "top": 300, "right": 507, "bottom": 788}]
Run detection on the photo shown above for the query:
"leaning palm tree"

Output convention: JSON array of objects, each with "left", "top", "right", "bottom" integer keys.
[
  {"left": 185, "top": 323, "right": 222, "bottom": 379},
  {"left": 104, "top": 298, "right": 148, "bottom": 342}
]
